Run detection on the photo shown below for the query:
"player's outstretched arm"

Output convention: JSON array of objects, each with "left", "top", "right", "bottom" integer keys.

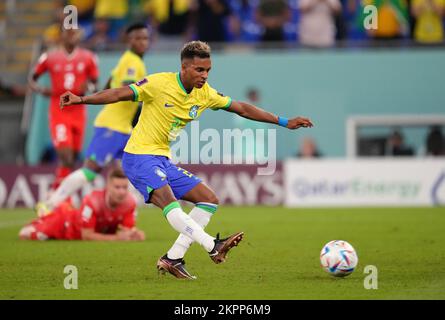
[
  {"left": 81, "top": 228, "right": 139, "bottom": 241},
  {"left": 60, "top": 86, "right": 134, "bottom": 108},
  {"left": 227, "top": 100, "right": 314, "bottom": 130}
]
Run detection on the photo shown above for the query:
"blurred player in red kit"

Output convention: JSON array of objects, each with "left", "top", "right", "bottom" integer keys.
[
  {"left": 19, "top": 168, "right": 145, "bottom": 241},
  {"left": 29, "top": 27, "right": 99, "bottom": 189}
]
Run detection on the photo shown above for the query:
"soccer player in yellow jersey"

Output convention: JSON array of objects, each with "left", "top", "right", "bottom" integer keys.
[
  {"left": 60, "top": 41, "right": 313, "bottom": 280},
  {"left": 42, "top": 23, "right": 149, "bottom": 213}
]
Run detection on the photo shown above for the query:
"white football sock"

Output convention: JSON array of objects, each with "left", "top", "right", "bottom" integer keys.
[
  {"left": 167, "top": 202, "right": 217, "bottom": 259},
  {"left": 164, "top": 202, "right": 215, "bottom": 253},
  {"left": 47, "top": 168, "right": 96, "bottom": 209}
]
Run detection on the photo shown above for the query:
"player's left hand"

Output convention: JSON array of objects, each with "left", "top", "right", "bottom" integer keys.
[
  {"left": 287, "top": 117, "right": 314, "bottom": 130},
  {"left": 130, "top": 229, "right": 145, "bottom": 241}
]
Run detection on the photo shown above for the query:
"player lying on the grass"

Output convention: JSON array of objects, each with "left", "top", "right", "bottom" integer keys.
[
  {"left": 29, "top": 28, "right": 99, "bottom": 192},
  {"left": 37, "top": 23, "right": 150, "bottom": 217},
  {"left": 19, "top": 168, "right": 145, "bottom": 241},
  {"left": 60, "top": 41, "right": 313, "bottom": 280}
]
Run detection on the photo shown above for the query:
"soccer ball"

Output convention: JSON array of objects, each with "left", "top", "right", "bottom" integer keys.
[{"left": 320, "top": 240, "right": 358, "bottom": 277}]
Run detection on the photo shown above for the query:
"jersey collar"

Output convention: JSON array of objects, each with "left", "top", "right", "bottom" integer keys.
[
  {"left": 176, "top": 72, "right": 189, "bottom": 95},
  {"left": 62, "top": 47, "right": 78, "bottom": 60},
  {"left": 127, "top": 49, "right": 143, "bottom": 61}
]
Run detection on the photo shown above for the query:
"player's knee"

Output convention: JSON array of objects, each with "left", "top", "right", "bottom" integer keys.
[
  {"left": 204, "top": 193, "right": 219, "bottom": 206},
  {"left": 84, "top": 159, "right": 102, "bottom": 173},
  {"left": 57, "top": 149, "right": 75, "bottom": 167}
]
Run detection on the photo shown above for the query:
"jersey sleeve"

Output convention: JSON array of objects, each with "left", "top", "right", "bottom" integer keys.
[
  {"left": 80, "top": 196, "right": 97, "bottom": 229},
  {"left": 112, "top": 59, "right": 137, "bottom": 87},
  {"left": 207, "top": 86, "right": 232, "bottom": 111},
  {"left": 122, "top": 195, "right": 137, "bottom": 229},
  {"left": 87, "top": 53, "right": 99, "bottom": 81},
  {"left": 33, "top": 53, "right": 49, "bottom": 76},
  {"left": 121, "top": 199, "right": 137, "bottom": 228},
  {"left": 121, "top": 209, "right": 136, "bottom": 228},
  {"left": 128, "top": 76, "right": 154, "bottom": 103}
]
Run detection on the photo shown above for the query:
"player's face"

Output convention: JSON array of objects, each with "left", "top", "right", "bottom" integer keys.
[
  {"left": 129, "top": 28, "right": 149, "bottom": 56},
  {"left": 182, "top": 57, "right": 211, "bottom": 89},
  {"left": 61, "top": 29, "right": 81, "bottom": 48},
  {"left": 107, "top": 177, "right": 129, "bottom": 204}
]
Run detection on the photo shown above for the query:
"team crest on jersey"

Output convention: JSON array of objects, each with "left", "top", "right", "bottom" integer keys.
[
  {"left": 77, "top": 62, "right": 85, "bottom": 72},
  {"left": 136, "top": 78, "right": 148, "bottom": 86},
  {"left": 127, "top": 68, "right": 135, "bottom": 76},
  {"left": 155, "top": 168, "right": 167, "bottom": 181},
  {"left": 189, "top": 105, "right": 200, "bottom": 119}
]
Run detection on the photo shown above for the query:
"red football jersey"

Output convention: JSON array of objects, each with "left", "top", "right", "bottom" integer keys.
[
  {"left": 34, "top": 47, "right": 99, "bottom": 97},
  {"left": 79, "top": 190, "right": 137, "bottom": 235},
  {"left": 33, "top": 47, "right": 99, "bottom": 121}
]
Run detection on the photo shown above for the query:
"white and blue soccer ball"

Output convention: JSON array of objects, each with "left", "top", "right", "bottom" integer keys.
[{"left": 320, "top": 240, "right": 358, "bottom": 277}]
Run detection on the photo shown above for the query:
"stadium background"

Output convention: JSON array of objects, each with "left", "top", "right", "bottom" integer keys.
[{"left": 0, "top": 0, "right": 444, "bottom": 300}]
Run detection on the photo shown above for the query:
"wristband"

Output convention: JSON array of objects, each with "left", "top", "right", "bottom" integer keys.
[
  {"left": 278, "top": 116, "right": 288, "bottom": 128},
  {"left": 80, "top": 96, "right": 84, "bottom": 104}
]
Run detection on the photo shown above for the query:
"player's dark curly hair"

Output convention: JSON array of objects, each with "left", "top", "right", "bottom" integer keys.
[
  {"left": 180, "top": 41, "right": 211, "bottom": 61},
  {"left": 125, "top": 22, "right": 147, "bottom": 35}
]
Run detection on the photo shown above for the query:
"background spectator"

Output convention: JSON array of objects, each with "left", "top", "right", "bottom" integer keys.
[
  {"left": 386, "top": 129, "right": 414, "bottom": 156},
  {"left": 94, "top": 0, "right": 129, "bottom": 41},
  {"left": 144, "top": 0, "right": 193, "bottom": 50},
  {"left": 86, "top": 18, "right": 113, "bottom": 51},
  {"left": 411, "top": 0, "right": 445, "bottom": 44},
  {"left": 297, "top": 137, "right": 323, "bottom": 158},
  {"left": 426, "top": 126, "right": 445, "bottom": 156},
  {"left": 228, "top": 0, "right": 262, "bottom": 42},
  {"left": 192, "top": 0, "right": 233, "bottom": 43},
  {"left": 256, "top": 0, "right": 291, "bottom": 42},
  {"left": 298, "top": 0, "right": 342, "bottom": 48},
  {"left": 366, "top": 0, "right": 410, "bottom": 41},
  {"left": 43, "top": 7, "right": 65, "bottom": 49}
]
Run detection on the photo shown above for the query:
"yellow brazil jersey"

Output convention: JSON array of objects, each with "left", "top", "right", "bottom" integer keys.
[
  {"left": 94, "top": 50, "right": 147, "bottom": 134},
  {"left": 413, "top": 0, "right": 445, "bottom": 43},
  {"left": 124, "top": 72, "right": 232, "bottom": 158}
]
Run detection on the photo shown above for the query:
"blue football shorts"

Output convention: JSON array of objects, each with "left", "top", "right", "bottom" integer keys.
[{"left": 122, "top": 152, "right": 202, "bottom": 203}]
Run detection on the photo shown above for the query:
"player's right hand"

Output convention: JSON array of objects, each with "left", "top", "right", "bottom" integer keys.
[
  {"left": 130, "top": 229, "right": 145, "bottom": 241},
  {"left": 60, "top": 91, "right": 82, "bottom": 109},
  {"left": 39, "top": 87, "right": 52, "bottom": 97},
  {"left": 287, "top": 117, "right": 314, "bottom": 130}
]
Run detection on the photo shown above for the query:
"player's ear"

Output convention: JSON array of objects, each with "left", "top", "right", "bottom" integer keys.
[{"left": 181, "top": 60, "right": 187, "bottom": 71}]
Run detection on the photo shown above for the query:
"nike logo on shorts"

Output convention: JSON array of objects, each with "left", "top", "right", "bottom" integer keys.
[{"left": 164, "top": 103, "right": 174, "bottom": 108}]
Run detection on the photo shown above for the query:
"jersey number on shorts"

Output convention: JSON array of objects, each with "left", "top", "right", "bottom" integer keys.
[{"left": 55, "top": 124, "right": 67, "bottom": 142}]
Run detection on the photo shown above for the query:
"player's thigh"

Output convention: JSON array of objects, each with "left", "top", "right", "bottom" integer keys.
[
  {"left": 85, "top": 127, "right": 129, "bottom": 168},
  {"left": 164, "top": 163, "right": 204, "bottom": 202},
  {"left": 121, "top": 153, "right": 171, "bottom": 204},
  {"left": 181, "top": 182, "right": 219, "bottom": 205}
]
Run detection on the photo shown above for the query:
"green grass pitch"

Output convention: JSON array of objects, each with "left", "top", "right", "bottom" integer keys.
[{"left": 0, "top": 206, "right": 444, "bottom": 300}]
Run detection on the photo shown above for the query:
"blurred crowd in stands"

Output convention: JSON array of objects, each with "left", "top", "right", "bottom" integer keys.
[{"left": 43, "top": 0, "right": 445, "bottom": 50}]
